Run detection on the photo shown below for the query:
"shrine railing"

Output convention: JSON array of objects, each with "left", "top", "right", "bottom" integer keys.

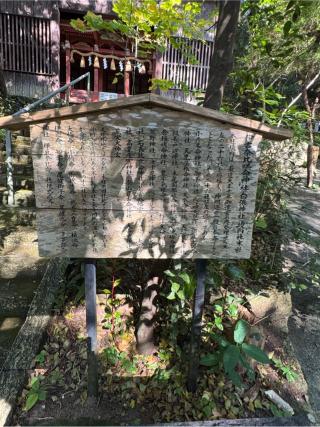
[{"left": 5, "top": 72, "right": 91, "bottom": 205}]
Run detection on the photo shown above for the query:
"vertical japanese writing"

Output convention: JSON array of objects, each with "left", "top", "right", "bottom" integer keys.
[
  {"left": 149, "top": 158, "right": 156, "bottom": 210},
  {"left": 43, "top": 137, "right": 53, "bottom": 206},
  {"left": 137, "top": 128, "right": 145, "bottom": 210},
  {"left": 79, "top": 127, "right": 87, "bottom": 207},
  {"left": 211, "top": 132, "right": 225, "bottom": 254},
  {"left": 160, "top": 128, "right": 168, "bottom": 166},
  {"left": 126, "top": 127, "right": 133, "bottom": 159},
  {"left": 202, "top": 130, "right": 214, "bottom": 235},
  {"left": 160, "top": 129, "right": 168, "bottom": 204},
  {"left": 56, "top": 124, "right": 66, "bottom": 251},
  {"left": 112, "top": 128, "right": 122, "bottom": 158},
  {"left": 169, "top": 216, "right": 177, "bottom": 255},
  {"left": 223, "top": 137, "right": 235, "bottom": 249},
  {"left": 100, "top": 126, "right": 108, "bottom": 248},
  {"left": 89, "top": 126, "right": 96, "bottom": 155},
  {"left": 67, "top": 125, "right": 75, "bottom": 166},
  {"left": 90, "top": 139, "right": 98, "bottom": 252},
  {"left": 171, "top": 129, "right": 179, "bottom": 166},
  {"left": 236, "top": 133, "right": 254, "bottom": 253},
  {"left": 55, "top": 123, "right": 63, "bottom": 147},
  {"left": 125, "top": 159, "right": 133, "bottom": 219},
  {"left": 182, "top": 131, "right": 191, "bottom": 210},
  {"left": 149, "top": 128, "right": 156, "bottom": 155}
]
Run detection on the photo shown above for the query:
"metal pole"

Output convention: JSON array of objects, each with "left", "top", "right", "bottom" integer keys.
[
  {"left": 84, "top": 259, "right": 98, "bottom": 399},
  {"left": 187, "top": 259, "right": 207, "bottom": 393},
  {"left": 13, "top": 72, "right": 91, "bottom": 116},
  {"left": 86, "top": 72, "right": 91, "bottom": 101},
  {"left": 4, "top": 72, "right": 90, "bottom": 205}
]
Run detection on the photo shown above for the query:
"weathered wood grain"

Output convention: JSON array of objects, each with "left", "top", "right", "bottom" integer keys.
[
  {"left": 36, "top": 208, "right": 254, "bottom": 258},
  {"left": 28, "top": 105, "right": 262, "bottom": 259}
]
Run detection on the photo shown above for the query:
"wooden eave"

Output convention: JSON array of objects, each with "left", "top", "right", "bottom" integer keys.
[{"left": 0, "top": 94, "right": 293, "bottom": 141}]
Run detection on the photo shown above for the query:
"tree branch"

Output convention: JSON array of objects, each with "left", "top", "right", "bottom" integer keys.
[{"left": 277, "top": 72, "right": 320, "bottom": 127}]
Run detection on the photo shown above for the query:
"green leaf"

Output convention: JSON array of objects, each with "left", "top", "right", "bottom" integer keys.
[
  {"left": 164, "top": 269, "right": 175, "bottom": 277},
  {"left": 241, "top": 343, "right": 270, "bottom": 364},
  {"left": 113, "top": 278, "right": 121, "bottom": 287},
  {"left": 167, "top": 292, "right": 176, "bottom": 300},
  {"left": 227, "top": 304, "right": 238, "bottom": 318},
  {"left": 30, "top": 376, "right": 40, "bottom": 389},
  {"left": 227, "top": 265, "right": 245, "bottom": 281},
  {"left": 234, "top": 320, "right": 250, "bottom": 344},
  {"left": 210, "top": 333, "right": 230, "bottom": 348},
  {"left": 292, "top": 5, "right": 301, "bottom": 21},
  {"left": 38, "top": 389, "right": 47, "bottom": 401},
  {"left": 171, "top": 282, "right": 180, "bottom": 292},
  {"left": 179, "top": 272, "right": 191, "bottom": 284},
  {"left": 200, "top": 353, "right": 219, "bottom": 367},
  {"left": 24, "top": 393, "right": 39, "bottom": 411},
  {"left": 223, "top": 344, "right": 240, "bottom": 373},
  {"left": 239, "top": 353, "right": 255, "bottom": 381},
  {"left": 255, "top": 216, "right": 268, "bottom": 230},
  {"left": 283, "top": 21, "right": 292, "bottom": 37},
  {"left": 226, "top": 368, "right": 243, "bottom": 388},
  {"left": 214, "top": 316, "right": 224, "bottom": 331},
  {"left": 286, "top": 0, "right": 295, "bottom": 11},
  {"left": 177, "top": 290, "right": 185, "bottom": 300},
  {"left": 214, "top": 304, "right": 223, "bottom": 314}
]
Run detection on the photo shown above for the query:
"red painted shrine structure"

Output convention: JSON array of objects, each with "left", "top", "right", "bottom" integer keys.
[{"left": 0, "top": 1, "right": 215, "bottom": 102}]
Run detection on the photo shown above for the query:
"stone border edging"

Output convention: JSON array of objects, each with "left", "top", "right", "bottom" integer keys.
[{"left": 0, "top": 257, "right": 69, "bottom": 427}]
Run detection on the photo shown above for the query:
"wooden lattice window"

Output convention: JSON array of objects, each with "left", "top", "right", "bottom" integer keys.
[
  {"left": 0, "top": 13, "right": 52, "bottom": 75},
  {"left": 162, "top": 38, "right": 214, "bottom": 91}
]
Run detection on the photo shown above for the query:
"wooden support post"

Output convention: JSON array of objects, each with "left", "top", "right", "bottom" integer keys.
[
  {"left": 152, "top": 51, "right": 163, "bottom": 95},
  {"left": 94, "top": 44, "right": 99, "bottom": 95},
  {"left": 124, "top": 71, "right": 130, "bottom": 97},
  {"left": 84, "top": 259, "right": 98, "bottom": 399},
  {"left": 187, "top": 259, "right": 207, "bottom": 393}
]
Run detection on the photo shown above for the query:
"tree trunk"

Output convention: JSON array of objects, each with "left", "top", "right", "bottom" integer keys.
[
  {"left": 303, "top": 89, "right": 319, "bottom": 187},
  {"left": 135, "top": 276, "right": 160, "bottom": 355},
  {"left": 203, "top": 0, "right": 240, "bottom": 110}
]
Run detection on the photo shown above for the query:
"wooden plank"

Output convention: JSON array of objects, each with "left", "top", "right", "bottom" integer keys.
[
  {"left": 50, "top": 11, "right": 60, "bottom": 92},
  {"left": 36, "top": 209, "right": 254, "bottom": 259},
  {"left": 23, "top": 16, "right": 27, "bottom": 73},
  {"left": 3, "top": 14, "right": 8, "bottom": 70},
  {"left": 9, "top": 14, "right": 14, "bottom": 71},
  {"left": 84, "top": 260, "right": 98, "bottom": 399},
  {"left": 28, "top": 106, "right": 263, "bottom": 259},
  {"left": 35, "top": 17, "right": 39, "bottom": 73},
  {"left": 0, "top": 94, "right": 293, "bottom": 140},
  {"left": 31, "top": 17, "right": 35, "bottom": 74}
]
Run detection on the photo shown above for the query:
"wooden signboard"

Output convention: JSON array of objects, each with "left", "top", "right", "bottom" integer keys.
[
  {"left": 30, "top": 108, "right": 262, "bottom": 259},
  {"left": 0, "top": 94, "right": 292, "bottom": 259},
  {"left": 0, "top": 94, "right": 293, "bottom": 396}
]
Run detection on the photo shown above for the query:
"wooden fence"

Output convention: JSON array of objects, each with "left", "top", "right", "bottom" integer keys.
[
  {"left": 0, "top": 13, "right": 53, "bottom": 75},
  {"left": 162, "top": 38, "right": 214, "bottom": 91}
]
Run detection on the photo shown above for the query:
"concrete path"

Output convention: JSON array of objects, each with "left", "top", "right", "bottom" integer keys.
[
  {"left": 282, "top": 172, "right": 320, "bottom": 421},
  {"left": 0, "top": 219, "right": 46, "bottom": 367}
]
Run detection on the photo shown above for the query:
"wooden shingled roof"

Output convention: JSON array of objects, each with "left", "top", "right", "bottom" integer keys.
[{"left": 0, "top": 93, "right": 293, "bottom": 141}]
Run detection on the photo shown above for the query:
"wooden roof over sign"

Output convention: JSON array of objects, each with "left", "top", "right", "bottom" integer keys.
[{"left": 0, "top": 94, "right": 293, "bottom": 141}]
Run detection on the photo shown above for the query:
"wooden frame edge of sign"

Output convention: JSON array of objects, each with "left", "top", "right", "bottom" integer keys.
[{"left": 0, "top": 93, "right": 293, "bottom": 141}]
